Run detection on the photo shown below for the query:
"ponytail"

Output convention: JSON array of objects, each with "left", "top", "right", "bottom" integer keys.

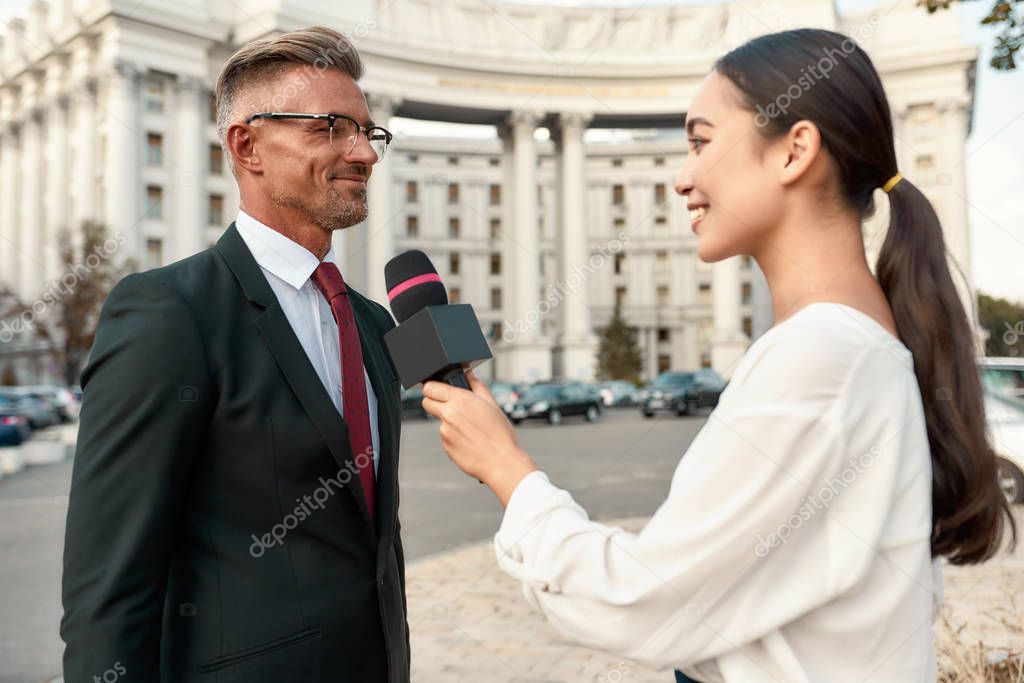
[{"left": 876, "top": 178, "right": 1016, "bottom": 564}]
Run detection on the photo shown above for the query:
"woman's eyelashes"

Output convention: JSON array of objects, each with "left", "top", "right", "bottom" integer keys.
[{"left": 688, "top": 136, "right": 709, "bottom": 153}]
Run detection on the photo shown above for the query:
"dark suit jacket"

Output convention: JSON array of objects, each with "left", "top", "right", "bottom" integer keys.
[{"left": 61, "top": 223, "right": 409, "bottom": 683}]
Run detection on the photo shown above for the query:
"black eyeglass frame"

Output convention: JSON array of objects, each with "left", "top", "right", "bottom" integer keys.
[{"left": 244, "top": 112, "right": 392, "bottom": 159}]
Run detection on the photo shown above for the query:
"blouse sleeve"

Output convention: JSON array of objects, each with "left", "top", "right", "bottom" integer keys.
[{"left": 493, "top": 345, "right": 879, "bottom": 670}]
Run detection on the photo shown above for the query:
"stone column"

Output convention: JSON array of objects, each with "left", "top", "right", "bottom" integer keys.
[
  {"left": 364, "top": 94, "right": 399, "bottom": 306},
  {"left": 44, "top": 93, "right": 71, "bottom": 285},
  {"left": 553, "top": 111, "right": 596, "bottom": 381},
  {"left": 174, "top": 75, "right": 206, "bottom": 261},
  {"left": 500, "top": 110, "right": 550, "bottom": 381},
  {"left": 103, "top": 58, "right": 141, "bottom": 269},
  {"left": 19, "top": 107, "right": 44, "bottom": 298},
  {"left": 71, "top": 77, "right": 98, "bottom": 252},
  {"left": 0, "top": 120, "right": 20, "bottom": 294},
  {"left": 710, "top": 256, "right": 748, "bottom": 379},
  {"left": 936, "top": 97, "right": 976, "bottom": 340}
]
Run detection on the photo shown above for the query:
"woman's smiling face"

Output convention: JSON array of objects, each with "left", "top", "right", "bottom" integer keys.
[{"left": 674, "top": 70, "right": 787, "bottom": 263}]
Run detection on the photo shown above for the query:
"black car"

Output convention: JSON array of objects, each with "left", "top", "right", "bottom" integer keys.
[
  {"left": 642, "top": 369, "right": 726, "bottom": 417},
  {"left": 508, "top": 382, "right": 602, "bottom": 426}
]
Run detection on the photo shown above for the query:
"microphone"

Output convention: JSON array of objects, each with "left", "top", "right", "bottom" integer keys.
[{"left": 383, "top": 250, "right": 493, "bottom": 391}]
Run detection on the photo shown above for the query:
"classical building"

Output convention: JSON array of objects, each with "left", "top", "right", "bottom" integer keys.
[{"left": 0, "top": 0, "right": 978, "bottom": 384}]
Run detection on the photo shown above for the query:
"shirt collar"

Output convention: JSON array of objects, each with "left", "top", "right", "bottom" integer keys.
[{"left": 235, "top": 209, "right": 338, "bottom": 291}]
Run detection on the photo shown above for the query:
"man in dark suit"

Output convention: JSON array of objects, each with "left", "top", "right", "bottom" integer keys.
[{"left": 61, "top": 26, "right": 409, "bottom": 682}]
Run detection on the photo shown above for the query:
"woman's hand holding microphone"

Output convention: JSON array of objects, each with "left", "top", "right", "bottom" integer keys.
[{"left": 422, "top": 370, "right": 538, "bottom": 507}]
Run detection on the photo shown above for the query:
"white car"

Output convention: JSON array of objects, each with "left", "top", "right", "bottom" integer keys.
[{"left": 980, "top": 357, "right": 1024, "bottom": 503}]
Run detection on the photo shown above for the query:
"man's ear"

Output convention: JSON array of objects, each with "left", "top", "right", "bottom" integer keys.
[
  {"left": 778, "top": 119, "right": 822, "bottom": 188},
  {"left": 226, "top": 122, "right": 262, "bottom": 175}
]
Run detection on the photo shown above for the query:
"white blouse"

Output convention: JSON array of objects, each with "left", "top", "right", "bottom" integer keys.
[{"left": 495, "top": 302, "right": 943, "bottom": 683}]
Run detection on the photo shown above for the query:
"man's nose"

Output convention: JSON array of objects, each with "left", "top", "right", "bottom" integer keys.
[{"left": 345, "top": 133, "right": 379, "bottom": 168}]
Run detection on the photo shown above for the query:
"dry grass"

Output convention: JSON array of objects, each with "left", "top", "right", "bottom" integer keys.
[{"left": 936, "top": 508, "right": 1024, "bottom": 682}]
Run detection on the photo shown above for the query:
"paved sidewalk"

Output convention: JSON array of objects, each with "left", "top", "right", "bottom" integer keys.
[{"left": 408, "top": 513, "right": 1024, "bottom": 682}]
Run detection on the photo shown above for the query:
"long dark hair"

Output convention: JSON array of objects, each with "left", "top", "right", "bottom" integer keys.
[{"left": 715, "top": 28, "right": 1015, "bottom": 564}]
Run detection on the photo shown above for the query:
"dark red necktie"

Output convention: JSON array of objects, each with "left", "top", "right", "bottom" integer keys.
[{"left": 310, "top": 262, "right": 376, "bottom": 525}]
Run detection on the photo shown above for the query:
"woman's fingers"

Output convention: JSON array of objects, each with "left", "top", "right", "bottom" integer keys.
[{"left": 465, "top": 370, "right": 496, "bottom": 403}]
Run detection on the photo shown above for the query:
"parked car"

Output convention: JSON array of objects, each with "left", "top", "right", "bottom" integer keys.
[
  {"left": 0, "top": 390, "right": 59, "bottom": 429},
  {"left": 13, "top": 385, "right": 80, "bottom": 422},
  {"left": 400, "top": 386, "right": 431, "bottom": 420},
  {"left": 642, "top": 369, "right": 726, "bottom": 417},
  {"left": 489, "top": 381, "right": 523, "bottom": 416},
  {"left": 596, "top": 380, "right": 641, "bottom": 407},
  {"left": 508, "top": 381, "right": 602, "bottom": 426},
  {"left": 0, "top": 395, "right": 30, "bottom": 446},
  {"left": 980, "top": 357, "right": 1024, "bottom": 503}
]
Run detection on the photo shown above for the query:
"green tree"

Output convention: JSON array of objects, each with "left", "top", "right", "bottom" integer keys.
[
  {"left": 924, "top": 0, "right": 1023, "bottom": 70},
  {"left": 978, "top": 291, "right": 1024, "bottom": 356},
  {"left": 595, "top": 303, "right": 644, "bottom": 383}
]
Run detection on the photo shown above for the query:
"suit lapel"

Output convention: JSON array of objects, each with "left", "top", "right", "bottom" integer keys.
[{"left": 216, "top": 223, "right": 376, "bottom": 534}]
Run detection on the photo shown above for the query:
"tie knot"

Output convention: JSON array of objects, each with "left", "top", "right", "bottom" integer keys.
[{"left": 311, "top": 261, "right": 348, "bottom": 301}]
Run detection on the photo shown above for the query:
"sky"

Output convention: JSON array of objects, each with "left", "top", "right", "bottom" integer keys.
[{"left": 1, "top": 0, "right": 1021, "bottom": 303}]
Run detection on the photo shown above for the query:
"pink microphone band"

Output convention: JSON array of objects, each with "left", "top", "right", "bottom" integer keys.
[{"left": 388, "top": 273, "right": 443, "bottom": 301}]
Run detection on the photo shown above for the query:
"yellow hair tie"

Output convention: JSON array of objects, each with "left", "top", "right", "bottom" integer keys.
[{"left": 882, "top": 173, "right": 903, "bottom": 193}]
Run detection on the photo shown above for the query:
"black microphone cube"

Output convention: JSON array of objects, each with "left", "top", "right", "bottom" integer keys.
[{"left": 383, "top": 304, "right": 493, "bottom": 389}]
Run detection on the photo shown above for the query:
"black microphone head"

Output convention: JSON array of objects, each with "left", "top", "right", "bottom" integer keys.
[{"left": 385, "top": 250, "right": 449, "bottom": 323}]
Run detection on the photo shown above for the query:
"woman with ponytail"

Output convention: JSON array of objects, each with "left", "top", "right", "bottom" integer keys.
[{"left": 421, "top": 28, "right": 1016, "bottom": 682}]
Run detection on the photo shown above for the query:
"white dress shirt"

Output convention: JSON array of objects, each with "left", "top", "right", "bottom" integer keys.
[
  {"left": 495, "top": 302, "right": 944, "bottom": 683},
  {"left": 235, "top": 210, "right": 380, "bottom": 475}
]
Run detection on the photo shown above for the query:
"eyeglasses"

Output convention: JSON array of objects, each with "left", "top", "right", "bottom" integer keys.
[{"left": 245, "top": 112, "right": 392, "bottom": 161}]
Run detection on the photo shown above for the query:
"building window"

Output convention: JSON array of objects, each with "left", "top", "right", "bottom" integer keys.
[
  {"left": 144, "top": 78, "right": 164, "bottom": 113},
  {"left": 208, "top": 194, "right": 224, "bottom": 225},
  {"left": 655, "top": 216, "right": 668, "bottom": 226},
  {"left": 449, "top": 287, "right": 460, "bottom": 304},
  {"left": 490, "top": 252, "right": 501, "bottom": 275},
  {"left": 613, "top": 217, "right": 626, "bottom": 228},
  {"left": 742, "top": 254, "right": 752, "bottom": 269},
  {"left": 656, "top": 250, "right": 668, "bottom": 270},
  {"left": 743, "top": 316, "right": 753, "bottom": 338},
  {"left": 145, "top": 238, "right": 163, "bottom": 269},
  {"left": 145, "top": 185, "right": 163, "bottom": 219},
  {"left": 741, "top": 282, "right": 752, "bottom": 305},
  {"left": 700, "top": 351, "right": 712, "bottom": 368},
  {"left": 146, "top": 133, "right": 163, "bottom": 166},
  {"left": 917, "top": 154, "right": 935, "bottom": 170},
  {"left": 489, "top": 322, "right": 502, "bottom": 339},
  {"left": 489, "top": 157, "right": 500, "bottom": 167},
  {"left": 448, "top": 217, "right": 460, "bottom": 239},
  {"left": 447, "top": 156, "right": 459, "bottom": 166},
  {"left": 489, "top": 183, "right": 501, "bottom": 206},
  {"left": 614, "top": 253, "right": 625, "bottom": 275},
  {"left": 406, "top": 181, "right": 418, "bottom": 203},
  {"left": 612, "top": 184, "right": 625, "bottom": 205},
  {"left": 658, "top": 354, "right": 671, "bottom": 374},
  {"left": 657, "top": 328, "right": 670, "bottom": 343},
  {"left": 654, "top": 156, "right": 665, "bottom": 166},
  {"left": 449, "top": 252, "right": 460, "bottom": 275},
  {"left": 490, "top": 287, "right": 502, "bottom": 310},
  {"left": 657, "top": 285, "right": 670, "bottom": 306},
  {"left": 611, "top": 158, "right": 623, "bottom": 167},
  {"left": 209, "top": 145, "right": 223, "bottom": 175},
  {"left": 407, "top": 154, "right": 418, "bottom": 163},
  {"left": 615, "top": 286, "right": 627, "bottom": 306},
  {"left": 698, "top": 282, "right": 711, "bottom": 305},
  {"left": 448, "top": 183, "right": 460, "bottom": 204},
  {"left": 406, "top": 215, "right": 419, "bottom": 237},
  {"left": 654, "top": 183, "right": 667, "bottom": 204},
  {"left": 490, "top": 218, "right": 501, "bottom": 240},
  {"left": 207, "top": 93, "right": 217, "bottom": 123}
]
